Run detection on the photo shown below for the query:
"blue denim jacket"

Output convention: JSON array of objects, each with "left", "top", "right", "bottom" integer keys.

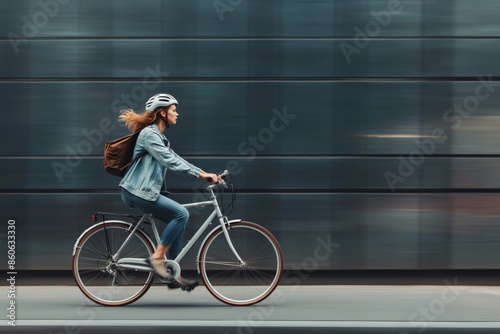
[{"left": 119, "top": 124, "right": 201, "bottom": 201}]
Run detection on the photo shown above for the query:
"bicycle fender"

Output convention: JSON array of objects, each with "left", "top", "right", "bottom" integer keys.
[
  {"left": 72, "top": 220, "right": 155, "bottom": 256},
  {"left": 195, "top": 218, "right": 242, "bottom": 274}
]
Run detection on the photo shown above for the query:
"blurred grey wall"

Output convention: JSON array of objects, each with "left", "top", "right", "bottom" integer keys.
[{"left": 2, "top": 0, "right": 500, "bottom": 270}]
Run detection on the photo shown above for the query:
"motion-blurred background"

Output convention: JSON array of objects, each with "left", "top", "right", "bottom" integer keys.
[{"left": 2, "top": 0, "right": 500, "bottom": 273}]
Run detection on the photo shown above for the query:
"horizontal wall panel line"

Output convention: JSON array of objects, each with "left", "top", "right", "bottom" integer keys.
[
  {"left": 3, "top": 36, "right": 500, "bottom": 41},
  {"left": 5, "top": 154, "right": 500, "bottom": 159},
  {"left": 3, "top": 82, "right": 500, "bottom": 156},
  {"left": 3, "top": 192, "right": 500, "bottom": 270},
  {"left": 3, "top": 39, "right": 500, "bottom": 78},
  {"left": 3, "top": 189, "right": 500, "bottom": 195},
  {"left": 1, "top": 77, "right": 499, "bottom": 83},
  {"left": 5, "top": 157, "right": 500, "bottom": 191}
]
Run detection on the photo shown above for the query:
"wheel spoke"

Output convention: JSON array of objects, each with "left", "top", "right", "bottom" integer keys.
[
  {"left": 200, "top": 222, "right": 282, "bottom": 306},
  {"left": 73, "top": 223, "right": 154, "bottom": 306},
  {"left": 202, "top": 260, "right": 241, "bottom": 267}
]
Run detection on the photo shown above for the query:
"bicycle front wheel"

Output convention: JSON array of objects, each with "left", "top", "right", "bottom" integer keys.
[
  {"left": 199, "top": 221, "right": 283, "bottom": 306},
  {"left": 72, "top": 222, "right": 154, "bottom": 306}
]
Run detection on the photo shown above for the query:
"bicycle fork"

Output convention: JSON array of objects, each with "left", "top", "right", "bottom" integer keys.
[
  {"left": 219, "top": 216, "right": 245, "bottom": 267},
  {"left": 208, "top": 191, "right": 245, "bottom": 266}
]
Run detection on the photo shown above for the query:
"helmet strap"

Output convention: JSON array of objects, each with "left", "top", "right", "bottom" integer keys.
[
  {"left": 158, "top": 109, "right": 170, "bottom": 128},
  {"left": 163, "top": 115, "right": 170, "bottom": 128}
]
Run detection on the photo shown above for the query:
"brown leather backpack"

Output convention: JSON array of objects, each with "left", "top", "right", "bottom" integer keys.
[{"left": 103, "top": 129, "right": 147, "bottom": 177}]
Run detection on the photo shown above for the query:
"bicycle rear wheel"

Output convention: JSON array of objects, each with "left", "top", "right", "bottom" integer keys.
[
  {"left": 199, "top": 221, "right": 283, "bottom": 306},
  {"left": 72, "top": 222, "right": 154, "bottom": 306}
]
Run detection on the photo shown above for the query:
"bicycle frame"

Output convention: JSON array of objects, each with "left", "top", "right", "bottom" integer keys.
[{"left": 114, "top": 185, "right": 244, "bottom": 273}]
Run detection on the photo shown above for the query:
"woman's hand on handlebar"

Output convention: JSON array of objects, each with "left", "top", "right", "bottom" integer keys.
[{"left": 199, "top": 171, "right": 220, "bottom": 185}]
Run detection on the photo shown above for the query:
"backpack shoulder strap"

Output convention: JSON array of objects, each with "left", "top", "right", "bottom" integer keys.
[
  {"left": 122, "top": 127, "right": 148, "bottom": 170},
  {"left": 122, "top": 150, "right": 147, "bottom": 170}
]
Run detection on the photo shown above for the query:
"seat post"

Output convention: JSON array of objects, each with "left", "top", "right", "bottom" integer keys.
[
  {"left": 149, "top": 214, "right": 162, "bottom": 247},
  {"left": 112, "top": 214, "right": 149, "bottom": 261}
]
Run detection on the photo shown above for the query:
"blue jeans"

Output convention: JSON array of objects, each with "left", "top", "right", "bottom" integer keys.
[{"left": 120, "top": 188, "right": 189, "bottom": 259}]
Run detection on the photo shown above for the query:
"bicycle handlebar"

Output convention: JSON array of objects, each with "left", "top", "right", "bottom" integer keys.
[{"left": 207, "top": 170, "right": 229, "bottom": 187}]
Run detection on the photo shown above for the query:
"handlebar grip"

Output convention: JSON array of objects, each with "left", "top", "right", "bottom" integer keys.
[{"left": 207, "top": 170, "right": 229, "bottom": 183}]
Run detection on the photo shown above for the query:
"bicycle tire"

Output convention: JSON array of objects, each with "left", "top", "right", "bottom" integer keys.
[
  {"left": 72, "top": 221, "right": 155, "bottom": 306},
  {"left": 199, "top": 221, "right": 283, "bottom": 306}
]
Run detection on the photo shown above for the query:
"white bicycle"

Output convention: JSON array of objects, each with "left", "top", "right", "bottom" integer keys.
[{"left": 72, "top": 170, "right": 283, "bottom": 306}]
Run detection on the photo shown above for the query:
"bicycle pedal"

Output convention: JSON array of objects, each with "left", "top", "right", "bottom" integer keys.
[
  {"left": 182, "top": 286, "right": 193, "bottom": 292},
  {"left": 181, "top": 280, "right": 199, "bottom": 292}
]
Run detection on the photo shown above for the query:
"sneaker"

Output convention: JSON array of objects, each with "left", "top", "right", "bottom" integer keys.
[
  {"left": 167, "top": 278, "right": 199, "bottom": 292},
  {"left": 166, "top": 280, "right": 183, "bottom": 290},
  {"left": 147, "top": 257, "right": 171, "bottom": 279}
]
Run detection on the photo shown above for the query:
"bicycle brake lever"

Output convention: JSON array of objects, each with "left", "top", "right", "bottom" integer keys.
[{"left": 207, "top": 170, "right": 229, "bottom": 186}]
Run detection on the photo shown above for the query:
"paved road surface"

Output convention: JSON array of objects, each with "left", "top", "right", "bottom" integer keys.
[{"left": 2, "top": 283, "right": 500, "bottom": 333}]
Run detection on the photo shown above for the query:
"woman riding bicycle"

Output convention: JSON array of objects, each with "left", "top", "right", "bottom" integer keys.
[{"left": 118, "top": 93, "right": 219, "bottom": 291}]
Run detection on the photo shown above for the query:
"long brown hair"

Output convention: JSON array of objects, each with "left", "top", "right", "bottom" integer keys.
[{"left": 118, "top": 108, "right": 167, "bottom": 132}]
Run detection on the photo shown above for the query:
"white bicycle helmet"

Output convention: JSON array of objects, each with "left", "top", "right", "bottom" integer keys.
[{"left": 145, "top": 93, "right": 178, "bottom": 112}]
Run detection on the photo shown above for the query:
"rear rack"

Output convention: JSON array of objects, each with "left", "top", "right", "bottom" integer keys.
[{"left": 92, "top": 211, "right": 139, "bottom": 222}]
